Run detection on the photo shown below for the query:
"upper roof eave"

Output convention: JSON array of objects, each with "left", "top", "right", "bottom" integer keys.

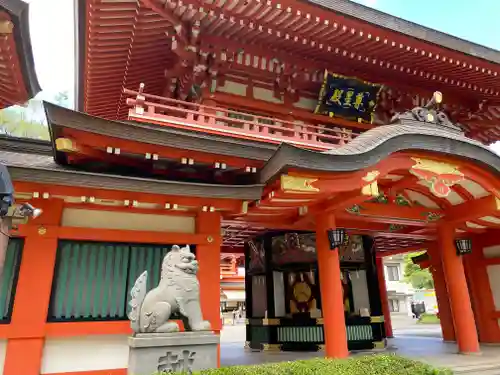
[
  {"left": 305, "top": 0, "right": 500, "bottom": 65},
  {"left": 2, "top": 0, "right": 41, "bottom": 101}
]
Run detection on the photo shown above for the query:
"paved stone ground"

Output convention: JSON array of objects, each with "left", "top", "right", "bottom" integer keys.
[{"left": 220, "top": 316, "right": 500, "bottom": 373}]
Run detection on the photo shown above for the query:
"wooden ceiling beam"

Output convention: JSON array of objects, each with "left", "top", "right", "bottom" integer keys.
[
  {"left": 14, "top": 181, "right": 247, "bottom": 214},
  {"left": 345, "top": 202, "right": 442, "bottom": 222},
  {"left": 444, "top": 195, "right": 500, "bottom": 225}
]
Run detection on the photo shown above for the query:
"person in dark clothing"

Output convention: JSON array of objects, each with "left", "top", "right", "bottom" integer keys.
[{"left": 411, "top": 302, "right": 417, "bottom": 319}]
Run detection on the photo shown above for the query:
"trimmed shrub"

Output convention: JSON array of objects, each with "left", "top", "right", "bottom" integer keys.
[{"left": 188, "top": 355, "right": 452, "bottom": 375}]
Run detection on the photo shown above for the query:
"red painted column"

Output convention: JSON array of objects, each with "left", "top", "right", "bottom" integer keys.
[
  {"left": 375, "top": 257, "right": 393, "bottom": 338},
  {"left": 437, "top": 225, "right": 480, "bottom": 353},
  {"left": 427, "top": 245, "right": 456, "bottom": 342},
  {"left": 316, "top": 213, "right": 349, "bottom": 358},
  {"left": 4, "top": 232, "right": 58, "bottom": 375},
  {"left": 4, "top": 199, "right": 63, "bottom": 375},
  {"left": 196, "top": 211, "right": 222, "bottom": 367},
  {"left": 462, "top": 235, "right": 500, "bottom": 343}
]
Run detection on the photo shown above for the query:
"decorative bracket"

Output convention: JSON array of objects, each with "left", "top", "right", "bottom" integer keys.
[{"left": 391, "top": 91, "right": 463, "bottom": 133}]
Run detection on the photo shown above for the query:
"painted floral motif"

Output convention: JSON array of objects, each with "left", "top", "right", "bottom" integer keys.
[
  {"left": 410, "top": 157, "right": 464, "bottom": 198},
  {"left": 345, "top": 204, "right": 363, "bottom": 214}
]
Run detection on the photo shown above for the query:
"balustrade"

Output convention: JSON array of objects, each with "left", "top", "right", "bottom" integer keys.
[{"left": 124, "top": 85, "right": 362, "bottom": 151}]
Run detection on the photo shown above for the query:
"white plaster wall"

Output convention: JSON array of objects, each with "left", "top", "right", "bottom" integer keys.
[
  {"left": 61, "top": 208, "right": 195, "bottom": 233},
  {"left": 252, "top": 87, "right": 283, "bottom": 104},
  {"left": 293, "top": 97, "right": 316, "bottom": 111},
  {"left": 483, "top": 245, "right": 500, "bottom": 258},
  {"left": 40, "top": 335, "right": 128, "bottom": 374},
  {"left": 486, "top": 264, "right": 500, "bottom": 310},
  {"left": 351, "top": 270, "right": 371, "bottom": 314},
  {"left": 0, "top": 340, "right": 6, "bottom": 375},
  {"left": 216, "top": 81, "right": 247, "bottom": 96}
]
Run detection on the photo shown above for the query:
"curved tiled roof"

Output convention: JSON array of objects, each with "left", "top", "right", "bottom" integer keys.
[
  {"left": 322, "top": 123, "right": 490, "bottom": 156},
  {"left": 259, "top": 114, "right": 500, "bottom": 182},
  {"left": 0, "top": 0, "right": 41, "bottom": 108},
  {"left": 306, "top": 0, "right": 500, "bottom": 65},
  {"left": 10, "top": 104, "right": 500, "bottom": 195}
]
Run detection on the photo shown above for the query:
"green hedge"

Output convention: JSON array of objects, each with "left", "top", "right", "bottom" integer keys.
[{"left": 157, "top": 355, "right": 452, "bottom": 375}]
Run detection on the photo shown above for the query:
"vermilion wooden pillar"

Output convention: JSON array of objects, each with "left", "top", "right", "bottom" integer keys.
[
  {"left": 462, "top": 235, "right": 500, "bottom": 343},
  {"left": 437, "top": 225, "right": 480, "bottom": 353},
  {"left": 196, "top": 211, "right": 222, "bottom": 367},
  {"left": 4, "top": 199, "right": 63, "bottom": 375},
  {"left": 3, "top": 233, "right": 58, "bottom": 375},
  {"left": 375, "top": 257, "right": 393, "bottom": 338},
  {"left": 316, "top": 213, "right": 349, "bottom": 358},
  {"left": 427, "top": 245, "right": 456, "bottom": 342}
]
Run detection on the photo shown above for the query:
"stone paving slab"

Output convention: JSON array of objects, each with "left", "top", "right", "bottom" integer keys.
[
  {"left": 220, "top": 322, "right": 500, "bottom": 373},
  {"left": 220, "top": 330, "right": 500, "bottom": 373}
]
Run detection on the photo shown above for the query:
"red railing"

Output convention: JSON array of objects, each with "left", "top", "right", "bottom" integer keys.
[{"left": 124, "top": 84, "right": 362, "bottom": 150}]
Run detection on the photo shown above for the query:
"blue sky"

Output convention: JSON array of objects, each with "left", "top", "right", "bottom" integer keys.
[{"left": 353, "top": 0, "right": 500, "bottom": 52}]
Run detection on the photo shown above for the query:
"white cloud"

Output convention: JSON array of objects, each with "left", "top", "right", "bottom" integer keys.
[
  {"left": 28, "top": 0, "right": 75, "bottom": 98},
  {"left": 360, "top": 0, "right": 378, "bottom": 6},
  {"left": 490, "top": 141, "right": 500, "bottom": 155}
]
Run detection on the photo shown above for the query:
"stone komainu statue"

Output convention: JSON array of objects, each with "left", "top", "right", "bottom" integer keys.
[{"left": 128, "top": 245, "right": 211, "bottom": 333}]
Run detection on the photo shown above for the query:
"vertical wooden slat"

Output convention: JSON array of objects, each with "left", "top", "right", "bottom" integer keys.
[
  {"left": 110, "top": 245, "right": 124, "bottom": 317},
  {"left": 152, "top": 246, "right": 162, "bottom": 286},
  {"left": 143, "top": 247, "right": 153, "bottom": 290},
  {"left": 117, "top": 245, "right": 130, "bottom": 318},
  {"left": 0, "top": 240, "right": 18, "bottom": 320},
  {"left": 66, "top": 243, "right": 81, "bottom": 318},
  {"left": 84, "top": 244, "right": 97, "bottom": 318},
  {"left": 49, "top": 242, "right": 180, "bottom": 321},
  {"left": 54, "top": 243, "right": 70, "bottom": 319},
  {"left": 101, "top": 245, "right": 114, "bottom": 317},
  {"left": 93, "top": 245, "right": 106, "bottom": 318},
  {"left": 126, "top": 246, "right": 139, "bottom": 315},
  {"left": 73, "top": 243, "right": 88, "bottom": 318}
]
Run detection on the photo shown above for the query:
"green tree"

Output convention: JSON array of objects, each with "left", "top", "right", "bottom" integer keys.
[
  {"left": 53, "top": 90, "right": 70, "bottom": 108},
  {"left": 0, "top": 106, "right": 49, "bottom": 140},
  {"left": 403, "top": 252, "right": 434, "bottom": 289}
]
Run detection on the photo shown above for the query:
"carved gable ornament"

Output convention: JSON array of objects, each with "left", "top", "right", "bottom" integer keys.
[
  {"left": 410, "top": 157, "right": 464, "bottom": 198},
  {"left": 390, "top": 91, "right": 463, "bottom": 133}
]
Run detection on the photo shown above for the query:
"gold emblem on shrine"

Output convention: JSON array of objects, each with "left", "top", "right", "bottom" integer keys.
[
  {"left": 409, "top": 157, "right": 464, "bottom": 198},
  {"left": 280, "top": 175, "right": 320, "bottom": 193},
  {"left": 362, "top": 170, "right": 380, "bottom": 182}
]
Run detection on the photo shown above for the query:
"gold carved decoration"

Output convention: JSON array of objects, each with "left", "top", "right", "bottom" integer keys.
[
  {"left": 280, "top": 175, "right": 319, "bottom": 193},
  {"left": 0, "top": 21, "right": 13, "bottom": 34},
  {"left": 361, "top": 181, "right": 379, "bottom": 197},
  {"left": 362, "top": 170, "right": 380, "bottom": 182},
  {"left": 55, "top": 138, "right": 78, "bottom": 152},
  {"left": 240, "top": 201, "right": 249, "bottom": 214},
  {"left": 410, "top": 157, "right": 464, "bottom": 198},
  {"left": 496, "top": 197, "right": 500, "bottom": 210}
]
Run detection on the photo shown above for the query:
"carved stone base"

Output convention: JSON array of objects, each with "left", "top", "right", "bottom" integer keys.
[{"left": 128, "top": 331, "right": 219, "bottom": 375}]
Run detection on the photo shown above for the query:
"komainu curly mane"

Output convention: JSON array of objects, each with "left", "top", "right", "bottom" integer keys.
[{"left": 128, "top": 245, "right": 211, "bottom": 333}]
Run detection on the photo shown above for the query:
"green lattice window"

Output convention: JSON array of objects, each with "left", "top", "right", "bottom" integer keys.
[
  {"left": 48, "top": 241, "right": 195, "bottom": 322},
  {"left": 0, "top": 238, "right": 23, "bottom": 323}
]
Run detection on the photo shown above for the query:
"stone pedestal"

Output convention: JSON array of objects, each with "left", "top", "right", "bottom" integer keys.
[{"left": 128, "top": 331, "right": 219, "bottom": 375}]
